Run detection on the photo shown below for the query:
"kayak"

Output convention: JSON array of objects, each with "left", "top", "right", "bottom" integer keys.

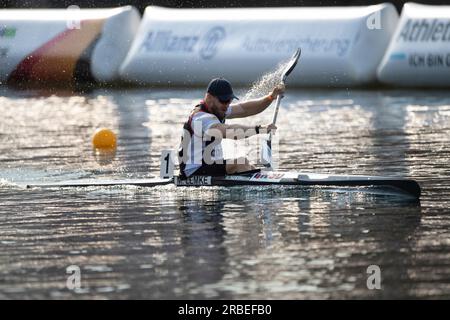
[{"left": 26, "top": 170, "right": 421, "bottom": 199}]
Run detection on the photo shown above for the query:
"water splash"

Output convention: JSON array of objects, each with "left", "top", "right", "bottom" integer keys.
[
  {"left": 0, "top": 178, "right": 21, "bottom": 189},
  {"left": 243, "top": 62, "right": 287, "bottom": 101}
]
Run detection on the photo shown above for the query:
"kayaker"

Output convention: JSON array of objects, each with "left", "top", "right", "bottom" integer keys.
[{"left": 178, "top": 77, "right": 285, "bottom": 178}]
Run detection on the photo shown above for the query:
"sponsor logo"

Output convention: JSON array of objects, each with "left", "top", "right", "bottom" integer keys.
[
  {"left": 0, "top": 26, "right": 16, "bottom": 38},
  {"left": 407, "top": 53, "right": 450, "bottom": 68},
  {"left": 199, "top": 26, "right": 226, "bottom": 60},
  {"left": 389, "top": 52, "right": 407, "bottom": 61},
  {"left": 140, "top": 31, "right": 199, "bottom": 53},
  {"left": 175, "top": 176, "right": 212, "bottom": 186},
  {"left": 241, "top": 36, "right": 351, "bottom": 57},
  {"left": 398, "top": 19, "right": 450, "bottom": 43},
  {"left": 139, "top": 26, "right": 226, "bottom": 60},
  {"left": 251, "top": 172, "right": 285, "bottom": 182},
  {"left": 389, "top": 51, "right": 450, "bottom": 68}
]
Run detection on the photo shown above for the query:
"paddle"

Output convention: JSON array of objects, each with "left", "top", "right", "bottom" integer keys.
[{"left": 261, "top": 48, "right": 301, "bottom": 169}]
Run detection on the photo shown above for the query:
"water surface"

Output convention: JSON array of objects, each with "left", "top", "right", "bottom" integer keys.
[{"left": 1, "top": 86, "right": 449, "bottom": 299}]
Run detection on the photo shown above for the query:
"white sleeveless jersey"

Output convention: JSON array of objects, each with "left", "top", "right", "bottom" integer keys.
[{"left": 183, "top": 105, "right": 234, "bottom": 177}]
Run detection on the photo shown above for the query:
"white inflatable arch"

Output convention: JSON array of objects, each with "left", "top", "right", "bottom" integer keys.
[
  {"left": 378, "top": 3, "right": 450, "bottom": 87},
  {"left": 120, "top": 4, "right": 398, "bottom": 87},
  {"left": 0, "top": 6, "right": 140, "bottom": 85}
]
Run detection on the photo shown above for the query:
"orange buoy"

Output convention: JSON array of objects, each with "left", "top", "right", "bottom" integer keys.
[{"left": 92, "top": 128, "right": 117, "bottom": 149}]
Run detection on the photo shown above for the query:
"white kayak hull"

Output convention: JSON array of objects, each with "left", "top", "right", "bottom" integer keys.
[{"left": 26, "top": 170, "right": 421, "bottom": 199}]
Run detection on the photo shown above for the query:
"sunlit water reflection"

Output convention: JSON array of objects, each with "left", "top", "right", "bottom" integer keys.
[{"left": 1, "top": 85, "right": 450, "bottom": 299}]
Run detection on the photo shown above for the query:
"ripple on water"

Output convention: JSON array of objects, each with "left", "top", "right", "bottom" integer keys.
[{"left": 1, "top": 88, "right": 449, "bottom": 299}]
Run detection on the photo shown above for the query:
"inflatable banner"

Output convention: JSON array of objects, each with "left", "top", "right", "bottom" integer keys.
[
  {"left": 120, "top": 4, "right": 398, "bottom": 87},
  {"left": 0, "top": 6, "right": 140, "bottom": 86},
  {"left": 378, "top": 3, "right": 450, "bottom": 87}
]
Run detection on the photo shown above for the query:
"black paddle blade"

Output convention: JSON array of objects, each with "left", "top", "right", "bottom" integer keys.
[{"left": 282, "top": 48, "right": 301, "bottom": 81}]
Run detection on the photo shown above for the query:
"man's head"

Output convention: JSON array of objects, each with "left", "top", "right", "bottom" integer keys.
[{"left": 204, "top": 78, "right": 239, "bottom": 121}]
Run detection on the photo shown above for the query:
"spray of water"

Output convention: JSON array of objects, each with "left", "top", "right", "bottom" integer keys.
[
  {"left": 226, "top": 61, "right": 291, "bottom": 164},
  {"left": 243, "top": 62, "right": 287, "bottom": 101}
]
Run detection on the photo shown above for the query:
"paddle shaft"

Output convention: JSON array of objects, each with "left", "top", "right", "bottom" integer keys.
[
  {"left": 262, "top": 48, "right": 300, "bottom": 167},
  {"left": 268, "top": 81, "right": 285, "bottom": 143}
]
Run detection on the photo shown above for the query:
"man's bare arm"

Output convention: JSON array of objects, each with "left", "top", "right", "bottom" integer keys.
[{"left": 227, "top": 84, "right": 285, "bottom": 119}]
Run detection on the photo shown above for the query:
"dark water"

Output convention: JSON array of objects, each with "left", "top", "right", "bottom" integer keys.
[{"left": 1, "top": 86, "right": 449, "bottom": 299}]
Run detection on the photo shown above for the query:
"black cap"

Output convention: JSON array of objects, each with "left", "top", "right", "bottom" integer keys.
[{"left": 206, "top": 78, "right": 239, "bottom": 101}]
